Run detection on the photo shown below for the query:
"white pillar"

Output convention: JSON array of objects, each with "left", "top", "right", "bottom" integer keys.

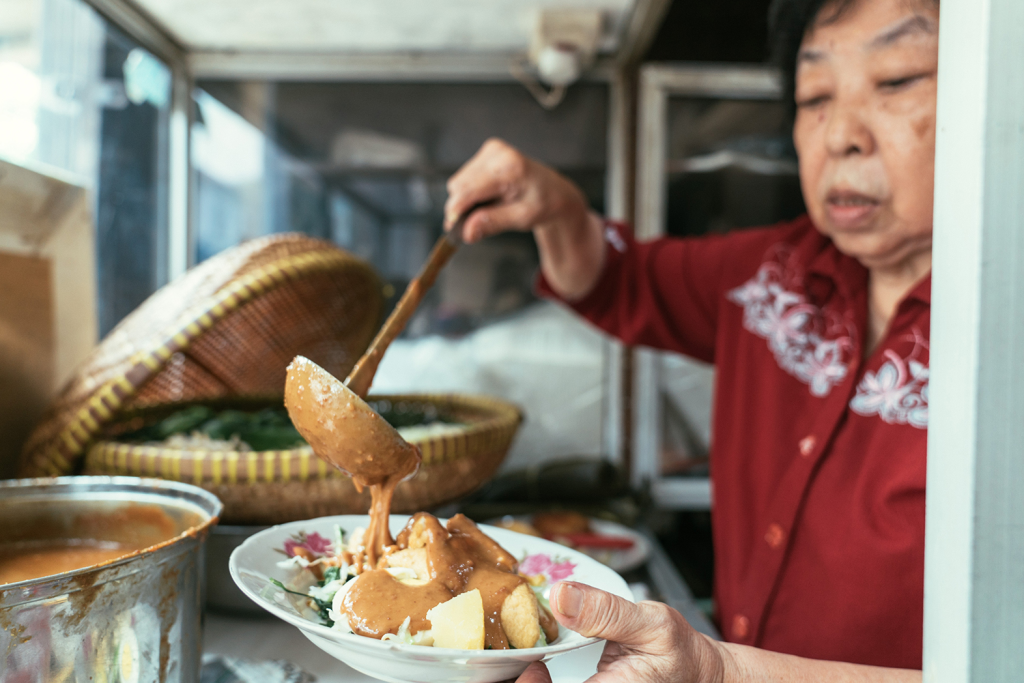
[{"left": 924, "top": 0, "right": 1024, "bottom": 680}]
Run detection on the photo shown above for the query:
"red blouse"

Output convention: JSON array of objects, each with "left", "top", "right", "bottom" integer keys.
[{"left": 539, "top": 215, "right": 928, "bottom": 669}]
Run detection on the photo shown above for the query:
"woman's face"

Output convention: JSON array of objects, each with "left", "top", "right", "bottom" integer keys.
[{"left": 794, "top": 0, "right": 939, "bottom": 272}]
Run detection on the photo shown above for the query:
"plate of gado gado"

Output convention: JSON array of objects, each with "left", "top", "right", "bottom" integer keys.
[
  {"left": 231, "top": 357, "right": 632, "bottom": 682},
  {"left": 229, "top": 512, "right": 632, "bottom": 683}
]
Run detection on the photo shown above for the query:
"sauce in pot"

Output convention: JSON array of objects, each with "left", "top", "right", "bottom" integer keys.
[{"left": 0, "top": 540, "right": 145, "bottom": 585}]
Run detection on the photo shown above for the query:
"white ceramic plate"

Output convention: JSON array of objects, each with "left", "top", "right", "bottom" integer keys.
[
  {"left": 488, "top": 517, "right": 651, "bottom": 574},
  {"left": 229, "top": 515, "right": 633, "bottom": 683},
  {"left": 578, "top": 519, "right": 651, "bottom": 574}
]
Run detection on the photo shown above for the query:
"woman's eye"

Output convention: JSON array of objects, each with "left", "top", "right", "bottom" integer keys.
[
  {"left": 879, "top": 74, "right": 924, "bottom": 91},
  {"left": 796, "top": 94, "right": 830, "bottom": 109}
]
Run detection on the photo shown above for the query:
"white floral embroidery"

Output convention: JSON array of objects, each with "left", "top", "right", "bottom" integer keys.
[
  {"left": 728, "top": 258, "right": 854, "bottom": 397},
  {"left": 849, "top": 346, "right": 929, "bottom": 429}
]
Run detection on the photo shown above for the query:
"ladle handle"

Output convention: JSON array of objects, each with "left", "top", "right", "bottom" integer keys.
[{"left": 344, "top": 201, "right": 492, "bottom": 398}]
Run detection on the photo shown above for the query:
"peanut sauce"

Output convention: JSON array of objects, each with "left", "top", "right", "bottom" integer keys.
[
  {"left": 0, "top": 540, "right": 144, "bottom": 585},
  {"left": 342, "top": 513, "right": 527, "bottom": 649}
]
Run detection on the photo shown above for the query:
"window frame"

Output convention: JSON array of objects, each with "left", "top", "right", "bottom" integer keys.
[{"left": 633, "top": 63, "right": 784, "bottom": 508}]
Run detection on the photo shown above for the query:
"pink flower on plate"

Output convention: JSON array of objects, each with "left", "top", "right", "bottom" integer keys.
[
  {"left": 519, "top": 553, "right": 576, "bottom": 582},
  {"left": 547, "top": 560, "right": 577, "bottom": 581},
  {"left": 282, "top": 531, "right": 333, "bottom": 558},
  {"left": 519, "top": 553, "right": 552, "bottom": 576},
  {"left": 303, "top": 532, "right": 333, "bottom": 554}
]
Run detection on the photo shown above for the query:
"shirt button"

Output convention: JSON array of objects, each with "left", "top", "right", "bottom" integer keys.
[
  {"left": 799, "top": 435, "right": 817, "bottom": 457},
  {"left": 732, "top": 614, "right": 750, "bottom": 639},
  {"left": 765, "top": 523, "right": 785, "bottom": 549}
]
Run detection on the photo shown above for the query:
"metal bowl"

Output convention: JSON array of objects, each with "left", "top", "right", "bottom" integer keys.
[{"left": 0, "top": 476, "right": 221, "bottom": 683}]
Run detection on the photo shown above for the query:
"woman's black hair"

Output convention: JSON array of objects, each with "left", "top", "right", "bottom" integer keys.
[
  {"left": 768, "top": 0, "right": 856, "bottom": 111},
  {"left": 768, "top": 0, "right": 939, "bottom": 111}
]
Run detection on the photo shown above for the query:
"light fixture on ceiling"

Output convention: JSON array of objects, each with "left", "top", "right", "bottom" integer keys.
[{"left": 512, "top": 8, "right": 603, "bottom": 110}]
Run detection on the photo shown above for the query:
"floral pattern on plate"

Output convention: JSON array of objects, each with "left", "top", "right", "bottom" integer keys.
[
  {"left": 519, "top": 553, "right": 576, "bottom": 583},
  {"left": 279, "top": 531, "right": 335, "bottom": 559}
]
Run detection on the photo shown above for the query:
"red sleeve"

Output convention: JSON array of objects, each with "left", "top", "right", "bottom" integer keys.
[{"left": 536, "top": 220, "right": 790, "bottom": 364}]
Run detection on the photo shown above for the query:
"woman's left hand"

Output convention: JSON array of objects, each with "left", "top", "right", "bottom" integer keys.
[{"left": 517, "top": 581, "right": 725, "bottom": 683}]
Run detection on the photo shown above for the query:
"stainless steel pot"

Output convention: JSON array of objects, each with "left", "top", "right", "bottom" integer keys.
[{"left": 0, "top": 476, "right": 221, "bottom": 683}]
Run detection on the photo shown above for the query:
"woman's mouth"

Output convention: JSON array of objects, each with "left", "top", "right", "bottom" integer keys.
[{"left": 825, "top": 190, "right": 881, "bottom": 229}]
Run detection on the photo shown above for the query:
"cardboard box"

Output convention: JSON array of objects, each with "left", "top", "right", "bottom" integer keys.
[{"left": 0, "top": 158, "right": 96, "bottom": 478}]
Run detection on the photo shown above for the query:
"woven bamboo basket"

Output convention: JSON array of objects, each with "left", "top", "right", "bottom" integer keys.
[
  {"left": 19, "top": 233, "right": 522, "bottom": 523},
  {"left": 82, "top": 395, "right": 522, "bottom": 525},
  {"left": 19, "top": 233, "right": 383, "bottom": 477}
]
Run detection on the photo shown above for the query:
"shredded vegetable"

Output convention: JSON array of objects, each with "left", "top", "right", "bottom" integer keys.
[{"left": 381, "top": 617, "right": 435, "bottom": 646}]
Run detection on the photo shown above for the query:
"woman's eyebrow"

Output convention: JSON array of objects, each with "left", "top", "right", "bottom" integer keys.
[
  {"left": 797, "top": 13, "right": 937, "bottom": 64},
  {"left": 797, "top": 48, "right": 826, "bottom": 64},
  {"left": 867, "top": 14, "right": 938, "bottom": 49}
]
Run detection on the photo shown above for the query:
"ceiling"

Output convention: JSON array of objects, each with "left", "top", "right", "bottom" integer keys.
[{"left": 130, "top": 0, "right": 637, "bottom": 54}]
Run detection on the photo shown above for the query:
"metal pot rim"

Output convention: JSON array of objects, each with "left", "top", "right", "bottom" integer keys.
[{"left": 0, "top": 475, "right": 222, "bottom": 605}]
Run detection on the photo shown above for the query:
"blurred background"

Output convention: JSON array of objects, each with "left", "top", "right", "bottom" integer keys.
[{"left": 0, "top": 0, "right": 805, "bottom": 640}]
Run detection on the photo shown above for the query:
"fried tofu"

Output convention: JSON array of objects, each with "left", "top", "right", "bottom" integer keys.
[
  {"left": 500, "top": 583, "right": 541, "bottom": 649},
  {"left": 405, "top": 514, "right": 433, "bottom": 550},
  {"left": 386, "top": 547, "right": 430, "bottom": 580},
  {"left": 538, "top": 602, "right": 559, "bottom": 644}
]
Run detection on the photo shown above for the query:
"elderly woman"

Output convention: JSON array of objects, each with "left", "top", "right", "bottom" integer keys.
[{"left": 444, "top": 0, "right": 937, "bottom": 680}]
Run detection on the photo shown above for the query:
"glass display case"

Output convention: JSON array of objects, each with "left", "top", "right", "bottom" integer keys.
[{"left": 632, "top": 63, "right": 806, "bottom": 508}]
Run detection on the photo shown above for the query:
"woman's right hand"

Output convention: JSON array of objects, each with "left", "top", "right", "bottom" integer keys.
[
  {"left": 517, "top": 581, "right": 726, "bottom": 683},
  {"left": 444, "top": 139, "right": 606, "bottom": 300},
  {"left": 444, "top": 138, "right": 590, "bottom": 243}
]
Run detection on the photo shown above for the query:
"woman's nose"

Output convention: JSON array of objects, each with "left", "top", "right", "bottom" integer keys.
[{"left": 825, "top": 99, "right": 876, "bottom": 158}]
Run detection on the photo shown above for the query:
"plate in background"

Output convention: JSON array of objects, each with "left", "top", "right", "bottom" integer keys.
[{"left": 490, "top": 516, "right": 651, "bottom": 574}]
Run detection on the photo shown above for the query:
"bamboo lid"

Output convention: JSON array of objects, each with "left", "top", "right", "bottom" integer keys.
[{"left": 19, "top": 233, "right": 382, "bottom": 477}]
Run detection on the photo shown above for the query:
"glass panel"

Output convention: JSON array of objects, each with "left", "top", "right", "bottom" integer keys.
[
  {"left": 664, "top": 96, "right": 804, "bottom": 238},
  {"left": 0, "top": 0, "right": 105, "bottom": 178},
  {"left": 192, "top": 89, "right": 271, "bottom": 260},
  {"left": 0, "top": 0, "right": 171, "bottom": 336},
  {"left": 194, "top": 80, "right": 610, "bottom": 331},
  {"left": 94, "top": 31, "right": 171, "bottom": 335},
  {"left": 192, "top": 80, "right": 611, "bottom": 469}
]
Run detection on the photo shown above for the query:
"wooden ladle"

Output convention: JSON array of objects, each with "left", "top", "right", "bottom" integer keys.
[
  {"left": 284, "top": 204, "right": 487, "bottom": 485},
  {"left": 344, "top": 204, "right": 487, "bottom": 398}
]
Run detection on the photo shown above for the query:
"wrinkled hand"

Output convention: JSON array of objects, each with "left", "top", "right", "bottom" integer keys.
[
  {"left": 445, "top": 139, "right": 605, "bottom": 300},
  {"left": 518, "top": 582, "right": 725, "bottom": 683},
  {"left": 444, "top": 138, "right": 592, "bottom": 244}
]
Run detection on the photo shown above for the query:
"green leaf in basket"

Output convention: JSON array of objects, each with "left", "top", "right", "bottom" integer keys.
[
  {"left": 155, "top": 405, "right": 215, "bottom": 439},
  {"left": 123, "top": 403, "right": 459, "bottom": 452},
  {"left": 197, "top": 409, "right": 307, "bottom": 450}
]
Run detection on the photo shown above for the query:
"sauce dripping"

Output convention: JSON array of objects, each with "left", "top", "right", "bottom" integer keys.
[
  {"left": 284, "top": 357, "right": 552, "bottom": 649},
  {"left": 284, "top": 356, "right": 420, "bottom": 567}
]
